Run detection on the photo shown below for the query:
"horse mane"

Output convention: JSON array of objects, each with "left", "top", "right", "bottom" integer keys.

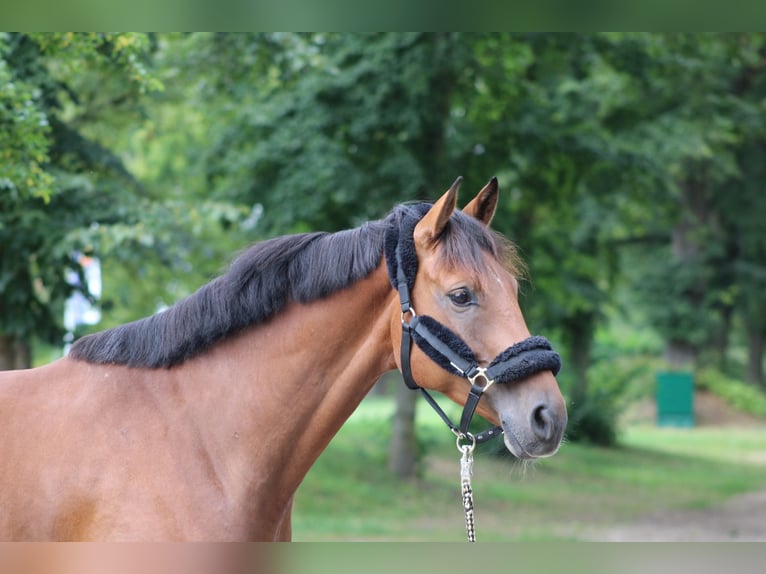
[{"left": 69, "top": 204, "right": 521, "bottom": 369}]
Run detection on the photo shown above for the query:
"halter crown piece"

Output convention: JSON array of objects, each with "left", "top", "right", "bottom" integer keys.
[{"left": 384, "top": 204, "right": 562, "bottom": 444}]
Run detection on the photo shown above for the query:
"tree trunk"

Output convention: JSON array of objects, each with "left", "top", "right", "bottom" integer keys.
[
  {"left": 746, "top": 326, "right": 764, "bottom": 388},
  {"left": 665, "top": 340, "right": 697, "bottom": 370},
  {"left": 569, "top": 337, "right": 590, "bottom": 408},
  {"left": 0, "top": 335, "right": 14, "bottom": 371},
  {"left": 566, "top": 311, "right": 595, "bottom": 407},
  {"left": 664, "top": 173, "right": 709, "bottom": 370},
  {"left": 0, "top": 335, "right": 30, "bottom": 371},
  {"left": 388, "top": 377, "right": 419, "bottom": 478},
  {"left": 710, "top": 302, "right": 732, "bottom": 372},
  {"left": 14, "top": 338, "right": 31, "bottom": 369}
]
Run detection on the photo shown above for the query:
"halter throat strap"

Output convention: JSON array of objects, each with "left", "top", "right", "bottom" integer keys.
[{"left": 385, "top": 209, "right": 562, "bottom": 444}]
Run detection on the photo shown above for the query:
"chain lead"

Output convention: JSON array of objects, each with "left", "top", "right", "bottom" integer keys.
[{"left": 458, "top": 437, "right": 476, "bottom": 542}]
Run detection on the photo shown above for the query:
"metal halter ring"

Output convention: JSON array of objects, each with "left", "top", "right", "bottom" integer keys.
[
  {"left": 455, "top": 431, "right": 477, "bottom": 454},
  {"left": 468, "top": 367, "right": 494, "bottom": 392},
  {"left": 401, "top": 307, "right": 417, "bottom": 326}
]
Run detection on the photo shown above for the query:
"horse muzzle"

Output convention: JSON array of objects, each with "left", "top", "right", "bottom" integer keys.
[{"left": 489, "top": 371, "right": 568, "bottom": 459}]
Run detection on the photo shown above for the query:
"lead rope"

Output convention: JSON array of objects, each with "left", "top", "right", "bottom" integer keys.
[{"left": 458, "top": 434, "right": 477, "bottom": 542}]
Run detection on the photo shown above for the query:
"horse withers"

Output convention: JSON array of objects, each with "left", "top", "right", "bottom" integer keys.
[{"left": 0, "top": 178, "right": 566, "bottom": 540}]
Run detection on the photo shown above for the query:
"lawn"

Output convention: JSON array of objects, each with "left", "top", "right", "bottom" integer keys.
[{"left": 292, "top": 397, "right": 766, "bottom": 541}]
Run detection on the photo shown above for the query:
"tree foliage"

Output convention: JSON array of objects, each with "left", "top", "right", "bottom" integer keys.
[
  {"left": 0, "top": 33, "right": 159, "bottom": 366},
  {"left": 3, "top": 33, "right": 766, "bottom": 441}
]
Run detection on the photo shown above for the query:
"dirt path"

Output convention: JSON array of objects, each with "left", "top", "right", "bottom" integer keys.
[
  {"left": 582, "top": 487, "right": 766, "bottom": 541},
  {"left": 586, "top": 391, "right": 766, "bottom": 541}
]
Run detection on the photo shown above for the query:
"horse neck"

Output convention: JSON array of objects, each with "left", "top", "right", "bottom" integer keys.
[{"left": 176, "top": 261, "right": 397, "bottom": 523}]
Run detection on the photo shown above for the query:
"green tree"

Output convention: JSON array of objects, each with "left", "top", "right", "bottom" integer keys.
[
  {"left": 1, "top": 33, "right": 252, "bottom": 371},
  {"left": 0, "top": 33, "right": 158, "bottom": 369},
  {"left": 605, "top": 34, "right": 766, "bottom": 380}
]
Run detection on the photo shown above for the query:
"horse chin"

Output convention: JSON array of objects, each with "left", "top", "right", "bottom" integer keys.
[
  {"left": 501, "top": 425, "right": 537, "bottom": 460},
  {"left": 500, "top": 419, "right": 561, "bottom": 461}
]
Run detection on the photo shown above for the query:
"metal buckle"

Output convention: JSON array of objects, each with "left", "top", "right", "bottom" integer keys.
[{"left": 468, "top": 366, "right": 494, "bottom": 392}]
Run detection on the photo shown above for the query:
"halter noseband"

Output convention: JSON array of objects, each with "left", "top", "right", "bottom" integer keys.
[{"left": 385, "top": 205, "right": 562, "bottom": 444}]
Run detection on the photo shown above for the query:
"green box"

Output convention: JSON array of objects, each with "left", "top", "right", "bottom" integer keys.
[{"left": 656, "top": 371, "right": 694, "bottom": 427}]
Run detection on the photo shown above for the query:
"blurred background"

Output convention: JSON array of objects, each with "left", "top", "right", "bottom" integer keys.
[{"left": 2, "top": 32, "right": 766, "bottom": 540}]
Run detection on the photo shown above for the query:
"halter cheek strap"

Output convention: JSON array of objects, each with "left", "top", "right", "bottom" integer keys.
[{"left": 386, "top": 207, "right": 562, "bottom": 444}]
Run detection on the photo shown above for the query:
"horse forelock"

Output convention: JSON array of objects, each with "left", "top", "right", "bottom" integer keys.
[
  {"left": 69, "top": 202, "right": 523, "bottom": 369},
  {"left": 437, "top": 209, "right": 525, "bottom": 281}
]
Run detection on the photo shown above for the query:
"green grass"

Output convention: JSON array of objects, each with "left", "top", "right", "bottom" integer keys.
[
  {"left": 697, "top": 367, "right": 766, "bottom": 418},
  {"left": 292, "top": 397, "right": 766, "bottom": 541}
]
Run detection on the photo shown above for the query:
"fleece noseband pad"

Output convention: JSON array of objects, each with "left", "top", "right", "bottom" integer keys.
[
  {"left": 487, "top": 335, "right": 562, "bottom": 384},
  {"left": 409, "top": 315, "right": 477, "bottom": 378},
  {"left": 412, "top": 317, "right": 561, "bottom": 384}
]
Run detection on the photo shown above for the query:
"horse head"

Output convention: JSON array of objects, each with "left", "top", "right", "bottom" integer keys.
[{"left": 388, "top": 177, "right": 567, "bottom": 459}]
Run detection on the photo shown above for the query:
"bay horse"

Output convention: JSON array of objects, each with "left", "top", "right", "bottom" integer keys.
[{"left": 0, "top": 178, "right": 567, "bottom": 541}]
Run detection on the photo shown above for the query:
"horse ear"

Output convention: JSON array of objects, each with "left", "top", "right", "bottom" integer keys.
[
  {"left": 414, "top": 177, "right": 461, "bottom": 249},
  {"left": 463, "top": 176, "right": 499, "bottom": 227}
]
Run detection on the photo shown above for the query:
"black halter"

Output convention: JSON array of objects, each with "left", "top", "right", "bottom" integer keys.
[{"left": 384, "top": 205, "right": 562, "bottom": 444}]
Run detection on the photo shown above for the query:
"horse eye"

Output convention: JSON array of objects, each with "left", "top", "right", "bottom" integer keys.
[{"left": 448, "top": 288, "right": 474, "bottom": 307}]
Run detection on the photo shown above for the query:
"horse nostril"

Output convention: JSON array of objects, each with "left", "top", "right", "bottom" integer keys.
[{"left": 530, "top": 404, "right": 554, "bottom": 442}]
